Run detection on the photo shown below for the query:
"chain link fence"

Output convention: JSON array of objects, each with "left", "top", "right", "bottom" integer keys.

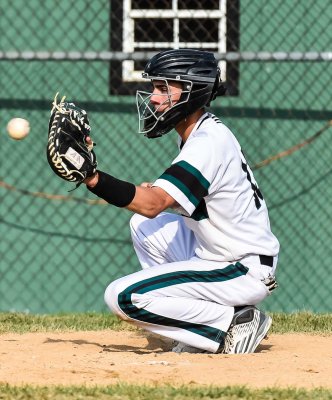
[{"left": 1, "top": 0, "right": 331, "bottom": 313}]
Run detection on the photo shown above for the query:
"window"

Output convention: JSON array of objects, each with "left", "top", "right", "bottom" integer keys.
[{"left": 110, "top": 0, "right": 239, "bottom": 95}]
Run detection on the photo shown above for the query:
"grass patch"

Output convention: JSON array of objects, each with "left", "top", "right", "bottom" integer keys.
[
  {"left": 270, "top": 311, "right": 332, "bottom": 334},
  {"left": 0, "top": 312, "right": 134, "bottom": 334},
  {"left": 0, "top": 384, "right": 330, "bottom": 400},
  {"left": 0, "top": 311, "right": 331, "bottom": 335}
]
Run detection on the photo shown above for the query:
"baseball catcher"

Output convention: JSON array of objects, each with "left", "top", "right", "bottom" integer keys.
[
  {"left": 46, "top": 49, "right": 280, "bottom": 355},
  {"left": 46, "top": 93, "right": 97, "bottom": 188}
]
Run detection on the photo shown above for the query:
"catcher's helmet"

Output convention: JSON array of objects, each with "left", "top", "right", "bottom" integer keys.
[{"left": 136, "top": 49, "right": 226, "bottom": 138}]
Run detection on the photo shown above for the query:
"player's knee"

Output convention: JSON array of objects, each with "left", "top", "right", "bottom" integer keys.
[
  {"left": 104, "top": 280, "right": 124, "bottom": 318},
  {"left": 104, "top": 279, "right": 138, "bottom": 322}
]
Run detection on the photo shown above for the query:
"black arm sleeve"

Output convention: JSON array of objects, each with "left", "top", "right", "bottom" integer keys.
[{"left": 87, "top": 170, "right": 136, "bottom": 207}]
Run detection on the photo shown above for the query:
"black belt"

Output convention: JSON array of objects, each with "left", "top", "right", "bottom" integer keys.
[{"left": 259, "top": 255, "right": 274, "bottom": 267}]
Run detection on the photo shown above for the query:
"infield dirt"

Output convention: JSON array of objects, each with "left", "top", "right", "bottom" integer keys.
[{"left": 0, "top": 331, "right": 331, "bottom": 388}]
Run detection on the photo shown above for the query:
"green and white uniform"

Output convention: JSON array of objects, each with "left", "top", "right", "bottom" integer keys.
[{"left": 104, "top": 113, "right": 280, "bottom": 353}]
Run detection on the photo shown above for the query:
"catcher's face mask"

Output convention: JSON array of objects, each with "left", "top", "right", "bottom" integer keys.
[{"left": 136, "top": 76, "right": 192, "bottom": 138}]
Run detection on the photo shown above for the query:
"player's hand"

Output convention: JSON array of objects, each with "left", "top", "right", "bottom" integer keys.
[
  {"left": 86, "top": 136, "right": 93, "bottom": 148},
  {"left": 84, "top": 171, "right": 99, "bottom": 187},
  {"left": 82, "top": 136, "right": 99, "bottom": 187}
]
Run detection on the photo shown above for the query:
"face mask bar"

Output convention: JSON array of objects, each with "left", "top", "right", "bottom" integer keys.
[{"left": 136, "top": 77, "right": 192, "bottom": 135}]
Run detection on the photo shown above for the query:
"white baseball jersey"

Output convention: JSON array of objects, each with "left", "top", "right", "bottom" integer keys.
[{"left": 153, "top": 112, "right": 280, "bottom": 262}]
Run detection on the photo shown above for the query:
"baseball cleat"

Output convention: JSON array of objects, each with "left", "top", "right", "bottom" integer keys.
[
  {"left": 172, "top": 341, "right": 207, "bottom": 353},
  {"left": 221, "top": 306, "right": 272, "bottom": 354}
]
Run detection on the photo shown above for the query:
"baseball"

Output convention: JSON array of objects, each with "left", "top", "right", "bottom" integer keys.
[{"left": 7, "top": 118, "right": 30, "bottom": 140}]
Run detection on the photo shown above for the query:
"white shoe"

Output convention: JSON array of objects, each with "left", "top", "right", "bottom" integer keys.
[
  {"left": 172, "top": 341, "right": 207, "bottom": 353},
  {"left": 221, "top": 306, "right": 272, "bottom": 354}
]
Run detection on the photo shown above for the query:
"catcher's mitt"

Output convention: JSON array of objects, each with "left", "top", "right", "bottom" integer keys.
[{"left": 46, "top": 93, "right": 97, "bottom": 186}]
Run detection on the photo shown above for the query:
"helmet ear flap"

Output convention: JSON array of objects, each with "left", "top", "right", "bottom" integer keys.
[
  {"left": 215, "top": 83, "right": 227, "bottom": 97},
  {"left": 208, "top": 68, "right": 227, "bottom": 105}
]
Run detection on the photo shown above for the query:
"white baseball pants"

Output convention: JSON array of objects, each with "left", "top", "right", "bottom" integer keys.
[{"left": 104, "top": 212, "right": 277, "bottom": 353}]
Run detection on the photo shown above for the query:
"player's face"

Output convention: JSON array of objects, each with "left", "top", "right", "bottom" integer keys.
[{"left": 150, "top": 80, "right": 183, "bottom": 113}]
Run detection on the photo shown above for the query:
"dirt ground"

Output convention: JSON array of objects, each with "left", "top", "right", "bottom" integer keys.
[{"left": 0, "top": 330, "right": 331, "bottom": 389}]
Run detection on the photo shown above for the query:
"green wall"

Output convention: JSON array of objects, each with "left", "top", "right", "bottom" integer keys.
[{"left": 1, "top": 0, "right": 331, "bottom": 313}]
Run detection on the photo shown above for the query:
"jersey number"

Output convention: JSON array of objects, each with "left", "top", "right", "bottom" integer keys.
[{"left": 241, "top": 158, "right": 263, "bottom": 210}]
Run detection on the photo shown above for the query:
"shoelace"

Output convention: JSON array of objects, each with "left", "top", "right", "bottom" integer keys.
[{"left": 221, "top": 331, "right": 234, "bottom": 354}]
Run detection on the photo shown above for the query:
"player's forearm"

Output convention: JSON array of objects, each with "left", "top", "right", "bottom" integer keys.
[
  {"left": 126, "top": 185, "right": 172, "bottom": 218},
  {"left": 85, "top": 171, "right": 174, "bottom": 217}
]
